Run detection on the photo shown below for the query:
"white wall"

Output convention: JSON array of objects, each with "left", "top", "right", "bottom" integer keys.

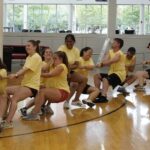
[{"left": 3, "top": 33, "right": 150, "bottom": 69}]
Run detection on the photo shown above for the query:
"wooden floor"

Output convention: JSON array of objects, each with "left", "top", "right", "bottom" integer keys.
[{"left": 0, "top": 79, "right": 150, "bottom": 150}]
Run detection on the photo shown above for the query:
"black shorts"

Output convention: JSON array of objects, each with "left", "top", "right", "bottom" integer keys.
[
  {"left": 82, "top": 84, "right": 91, "bottom": 94},
  {"left": 146, "top": 69, "right": 150, "bottom": 79},
  {"left": 28, "top": 87, "right": 38, "bottom": 97},
  {"left": 100, "top": 73, "right": 122, "bottom": 89}
]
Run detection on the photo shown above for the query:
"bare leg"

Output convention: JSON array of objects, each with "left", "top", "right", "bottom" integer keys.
[
  {"left": 0, "top": 94, "right": 8, "bottom": 120},
  {"left": 32, "top": 88, "right": 61, "bottom": 114},
  {"left": 86, "top": 86, "right": 100, "bottom": 101},
  {"left": 65, "top": 82, "right": 78, "bottom": 102},
  {"left": 135, "top": 71, "right": 149, "bottom": 86},
  {"left": 94, "top": 73, "right": 102, "bottom": 88},
  {"left": 6, "top": 86, "right": 32, "bottom": 123},
  {"left": 101, "top": 78, "right": 110, "bottom": 97},
  {"left": 70, "top": 72, "right": 87, "bottom": 102}
]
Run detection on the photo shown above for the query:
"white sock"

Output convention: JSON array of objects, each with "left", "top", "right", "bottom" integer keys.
[
  {"left": 123, "top": 83, "right": 128, "bottom": 88},
  {"left": 87, "top": 99, "right": 93, "bottom": 102}
]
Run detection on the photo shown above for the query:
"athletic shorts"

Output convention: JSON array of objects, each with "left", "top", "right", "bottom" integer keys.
[
  {"left": 24, "top": 86, "right": 38, "bottom": 97},
  {"left": 57, "top": 89, "right": 70, "bottom": 102},
  {"left": 100, "top": 73, "right": 122, "bottom": 89}
]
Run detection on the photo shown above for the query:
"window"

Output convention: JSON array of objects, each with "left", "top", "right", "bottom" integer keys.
[
  {"left": 75, "top": 5, "right": 108, "bottom": 33},
  {"left": 3, "top": 4, "right": 108, "bottom": 34},
  {"left": 14, "top": 4, "right": 23, "bottom": 32},
  {"left": 117, "top": 5, "right": 140, "bottom": 34},
  {"left": 145, "top": 5, "right": 150, "bottom": 34}
]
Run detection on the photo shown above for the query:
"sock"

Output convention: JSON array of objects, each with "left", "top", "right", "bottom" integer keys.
[{"left": 123, "top": 83, "right": 128, "bottom": 88}]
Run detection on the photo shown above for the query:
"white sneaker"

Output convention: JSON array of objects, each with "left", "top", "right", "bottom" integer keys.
[
  {"left": 82, "top": 99, "right": 95, "bottom": 108},
  {"left": 72, "top": 101, "right": 85, "bottom": 107},
  {"left": 1, "top": 120, "right": 13, "bottom": 129},
  {"left": 22, "top": 113, "right": 40, "bottom": 121},
  {"left": 63, "top": 101, "right": 70, "bottom": 109}
]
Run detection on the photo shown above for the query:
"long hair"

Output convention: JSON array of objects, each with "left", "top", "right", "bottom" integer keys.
[
  {"left": 54, "top": 51, "right": 69, "bottom": 71},
  {"left": 28, "top": 40, "right": 40, "bottom": 54}
]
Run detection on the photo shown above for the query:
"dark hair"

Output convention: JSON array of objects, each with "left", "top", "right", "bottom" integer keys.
[
  {"left": 54, "top": 51, "right": 69, "bottom": 70},
  {"left": 114, "top": 38, "right": 124, "bottom": 49},
  {"left": 65, "top": 34, "right": 76, "bottom": 43},
  {"left": 127, "top": 47, "right": 136, "bottom": 55},
  {"left": 147, "top": 43, "right": 150, "bottom": 48},
  {"left": 28, "top": 40, "right": 40, "bottom": 53},
  {"left": 80, "top": 47, "right": 92, "bottom": 57},
  {"left": 0, "top": 58, "right": 7, "bottom": 69},
  {"left": 41, "top": 47, "right": 52, "bottom": 61}
]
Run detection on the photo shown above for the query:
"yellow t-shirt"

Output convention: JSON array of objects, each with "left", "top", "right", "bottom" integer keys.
[
  {"left": 76, "top": 57, "right": 94, "bottom": 77},
  {"left": 21, "top": 53, "right": 42, "bottom": 90},
  {"left": 58, "top": 45, "right": 80, "bottom": 65},
  {"left": 45, "top": 64, "right": 70, "bottom": 93},
  {"left": 0, "top": 69, "right": 7, "bottom": 94},
  {"left": 125, "top": 55, "right": 136, "bottom": 74},
  {"left": 108, "top": 49, "right": 126, "bottom": 82},
  {"left": 40, "top": 61, "right": 53, "bottom": 86}
]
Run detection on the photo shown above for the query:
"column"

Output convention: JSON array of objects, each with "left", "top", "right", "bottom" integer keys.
[
  {"left": 0, "top": 0, "right": 3, "bottom": 58},
  {"left": 107, "top": 0, "right": 117, "bottom": 39},
  {"left": 23, "top": 5, "right": 28, "bottom": 29},
  {"left": 68, "top": 5, "right": 73, "bottom": 31},
  {"left": 139, "top": 4, "right": 144, "bottom": 35}
]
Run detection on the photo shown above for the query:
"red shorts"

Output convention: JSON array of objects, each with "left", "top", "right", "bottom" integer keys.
[{"left": 58, "top": 89, "right": 70, "bottom": 102}]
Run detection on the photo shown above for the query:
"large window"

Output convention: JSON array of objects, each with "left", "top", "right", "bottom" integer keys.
[
  {"left": 3, "top": 4, "right": 108, "bottom": 34},
  {"left": 14, "top": 5, "right": 23, "bottom": 32},
  {"left": 75, "top": 5, "right": 108, "bottom": 33},
  {"left": 117, "top": 5, "right": 140, "bottom": 34},
  {"left": 145, "top": 5, "right": 150, "bottom": 34}
]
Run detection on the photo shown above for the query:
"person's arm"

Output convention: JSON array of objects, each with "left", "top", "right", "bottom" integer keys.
[
  {"left": 9, "top": 67, "right": 29, "bottom": 79},
  {"left": 42, "top": 65, "right": 64, "bottom": 78},
  {"left": 69, "top": 61, "right": 79, "bottom": 70},
  {"left": 79, "top": 65, "right": 95, "bottom": 70},
  {"left": 126, "top": 57, "right": 136, "bottom": 72},
  {"left": 102, "top": 53, "right": 120, "bottom": 66}
]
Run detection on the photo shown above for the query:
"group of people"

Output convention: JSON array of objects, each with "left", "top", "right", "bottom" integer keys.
[{"left": 0, "top": 33, "right": 149, "bottom": 132}]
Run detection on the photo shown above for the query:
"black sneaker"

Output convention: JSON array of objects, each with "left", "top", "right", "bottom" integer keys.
[
  {"left": 41, "top": 105, "right": 46, "bottom": 114},
  {"left": 93, "top": 96, "right": 108, "bottom": 103},
  {"left": 82, "top": 99, "right": 95, "bottom": 108},
  {"left": 117, "top": 87, "right": 129, "bottom": 96},
  {"left": 20, "top": 108, "right": 27, "bottom": 116}
]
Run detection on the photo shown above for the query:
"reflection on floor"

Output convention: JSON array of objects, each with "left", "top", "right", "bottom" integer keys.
[{"left": 0, "top": 80, "right": 150, "bottom": 150}]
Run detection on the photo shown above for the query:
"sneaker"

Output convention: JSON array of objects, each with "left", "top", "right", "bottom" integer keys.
[
  {"left": 23, "top": 113, "right": 40, "bottom": 121},
  {"left": 38, "top": 110, "right": 43, "bottom": 116},
  {"left": 63, "top": 101, "right": 70, "bottom": 109},
  {"left": 45, "top": 106, "right": 54, "bottom": 114},
  {"left": 134, "top": 85, "right": 145, "bottom": 92},
  {"left": 72, "top": 101, "right": 85, "bottom": 107},
  {"left": 20, "top": 107, "right": 27, "bottom": 116},
  {"left": 82, "top": 99, "right": 95, "bottom": 108},
  {"left": 1, "top": 120, "right": 13, "bottom": 129},
  {"left": 135, "top": 83, "right": 146, "bottom": 88},
  {"left": 93, "top": 96, "right": 108, "bottom": 103},
  {"left": 117, "top": 87, "right": 129, "bottom": 96},
  {"left": 41, "top": 105, "right": 46, "bottom": 114}
]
